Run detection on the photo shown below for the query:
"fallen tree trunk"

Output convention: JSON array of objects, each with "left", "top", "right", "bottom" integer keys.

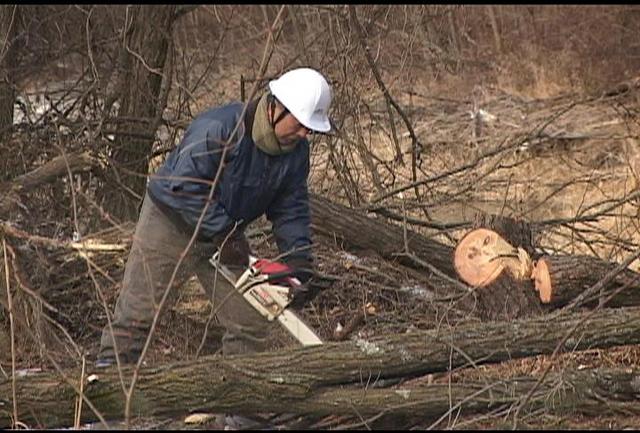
[
  {"left": 0, "top": 152, "right": 98, "bottom": 216},
  {"left": 302, "top": 368, "right": 640, "bottom": 428},
  {"left": 532, "top": 254, "right": 640, "bottom": 307},
  {"left": 309, "top": 194, "right": 457, "bottom": 277},
  {"left": 4, "top": 305, "right": 640, "bottom": 427}
]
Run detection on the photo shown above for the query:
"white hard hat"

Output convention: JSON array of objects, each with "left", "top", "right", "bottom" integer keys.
[{"left": 268, "top": 68, "right": 332, "bottom": 133}]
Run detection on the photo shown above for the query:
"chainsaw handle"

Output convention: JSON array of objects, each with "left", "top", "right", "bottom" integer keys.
[{"left": 262, "top": 270, "right": 298, "bottom": 283}]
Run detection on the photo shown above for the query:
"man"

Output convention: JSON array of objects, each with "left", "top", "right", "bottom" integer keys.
[{"left": 96, "top": 67, "right": 332, "bottom": 368}]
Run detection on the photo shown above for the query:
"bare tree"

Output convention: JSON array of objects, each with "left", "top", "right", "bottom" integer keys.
[
  {"left": 0, "top": 5, "right": 18, "bottom": 137},
  {"left": 100, "top": 5, "right": 179, "bottom": 221}
]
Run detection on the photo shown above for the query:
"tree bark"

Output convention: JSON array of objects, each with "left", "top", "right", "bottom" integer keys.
[
  {"left": 472, "top": 213, "right": 536, "bottom": 257},
  {"left": 100, "top": 5, "right": 177, "bottom": 222},
  {"left": 309, "top": 194, "right": 457, "bottom": 277},
  {"left": 4, "top": 305, "right": 640, "bottom": 427},
  {"left": 533, "top": 254, "right": 640, "bottom": 307},
  {"left": 464, "top": 272, "right": 542, "bottom": 322},
  {"left": 0, "top": 152, "right": 97, "bottom": 216},
  {"left": 306, "top": 368, "right": 640, "bottom": 428}
]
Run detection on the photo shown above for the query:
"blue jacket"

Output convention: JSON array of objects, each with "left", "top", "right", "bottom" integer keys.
[{"left": 147, "top": 100, "right": 312, "bottom": 262}]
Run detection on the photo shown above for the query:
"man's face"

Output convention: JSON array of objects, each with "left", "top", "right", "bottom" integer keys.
[{"left": 272, "top": 105, "right": 311, "bottom": 146}]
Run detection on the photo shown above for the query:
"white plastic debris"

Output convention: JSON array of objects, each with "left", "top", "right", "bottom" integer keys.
[{"left": 395, "top": 389, "right": 411, "bottom": 399}]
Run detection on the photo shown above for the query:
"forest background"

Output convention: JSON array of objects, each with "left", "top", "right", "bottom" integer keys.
[{"left": 1, "top": 4, "right": 640, "bottom": 430}]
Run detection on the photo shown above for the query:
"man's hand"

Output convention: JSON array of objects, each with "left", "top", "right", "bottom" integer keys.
[
  {"left": 284, "top": 257, "right": 322, "bottom": 309},
  {"left": 287, "top": 282, "right": 320, "bottom": 309},
  {"left": 284, "top": 257, "right": 314, "bottom": 284},
  {"left": 253, "top": 257, "right": 322, "bottom": 309}
]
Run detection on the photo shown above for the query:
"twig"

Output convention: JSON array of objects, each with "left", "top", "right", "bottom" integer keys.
[
  {"left": 0, "top": 6, "right": 17, "bottom": 63},
  {"left": 366, "top": 100, "right": 582, "bottom": 205},
  {"left": 195, "top": 220, "right": 241, "bottom": 358},
  {"left": 74, "top": 356, "right": 86, "bottom": 429},
  {"left": 394, "top": 251, "right": 472, "bottom": 297},
  {"left": 427, "top": 380, "right": 507, "bottom": 430},
  {"left": 2, "top": 307, "right": 110, "bottom": 428},
  {"left": 348, "top": 6, "right": 421, "bottom": 166},
  {"left": 2, "top": 237, "right": 19, "bottom": 428}
]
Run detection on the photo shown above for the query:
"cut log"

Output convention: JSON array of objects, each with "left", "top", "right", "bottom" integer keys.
[
  {"left": 4, "top": 305, "right": 640, "bottom": 427},
  {"left": 454, "top": 228, "right": 533, "bottom": 287},
  {"left": 454, "top": 227, "right": 539, "bottom": 320},
  {"left": 532, "top": 254, "right": 640, "bottom": 307},
  {"left": 466, "top": 272, "right": 542, "bottom": 321}
]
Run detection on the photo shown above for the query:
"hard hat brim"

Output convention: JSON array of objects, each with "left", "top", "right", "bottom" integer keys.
[{"left": 303, "top": 117, "right": 331, "bottom": 133}]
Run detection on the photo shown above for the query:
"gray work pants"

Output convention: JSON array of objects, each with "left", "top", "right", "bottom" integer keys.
[{"left": 98, "top": 193, "right": 274, "bottom": 363}]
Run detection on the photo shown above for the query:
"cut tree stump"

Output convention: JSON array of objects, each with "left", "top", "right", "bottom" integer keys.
[
  {"left": 5, "top": 304, "right": 640, "bottom": 427},
  {"left": 532, "top": 254, "right": 640, "bottom": 307},
  {"left": 454, "top": 221, "right": 541, "bottom": 320},
  {"left": 454, "top": 228, "right": 532, "bottom": 287}
]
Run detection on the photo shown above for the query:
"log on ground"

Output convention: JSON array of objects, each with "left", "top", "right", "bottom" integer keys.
[
  {"left": 532, "top": 254, "right": 640, "bottom": 307},
  {"left": 309, "top": 194, "right": 458, "bottom": 278},
  {"left": 303, "top": 368, "right": 640, "bottom": 428},
  {"left": 4, "top": 305, "right": 640, "bottom": 427}
]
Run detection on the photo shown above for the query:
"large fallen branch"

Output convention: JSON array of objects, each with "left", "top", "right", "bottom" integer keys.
[
  {"left": 303, "top": 368, "right": 640, "bottom": 428},
  {"left": 0, "top": 152, "right": 98, "bottom": 215},
  {"left": 310, "top": 194, "right": 457, "bottom": 277},
  {"left": 4, "top": 305, "right": 640, "bottom": 427}
]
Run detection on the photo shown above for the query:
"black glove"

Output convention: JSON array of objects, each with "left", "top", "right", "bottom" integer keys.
[
  {"left": 284, "top": 257, "right": 318, "bottom": 309},
  {"left": 284, "top": 256, "right": 314, "bottom": 284}
]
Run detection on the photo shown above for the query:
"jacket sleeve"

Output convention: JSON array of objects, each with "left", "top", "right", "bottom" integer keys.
[{"left": 266, "top": 148, "right": 313, "bottom": 263}]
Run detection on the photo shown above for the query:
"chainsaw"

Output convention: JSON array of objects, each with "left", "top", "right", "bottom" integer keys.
[{"left": 209, "top": 252, "right": 323, "bottom": 346}]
